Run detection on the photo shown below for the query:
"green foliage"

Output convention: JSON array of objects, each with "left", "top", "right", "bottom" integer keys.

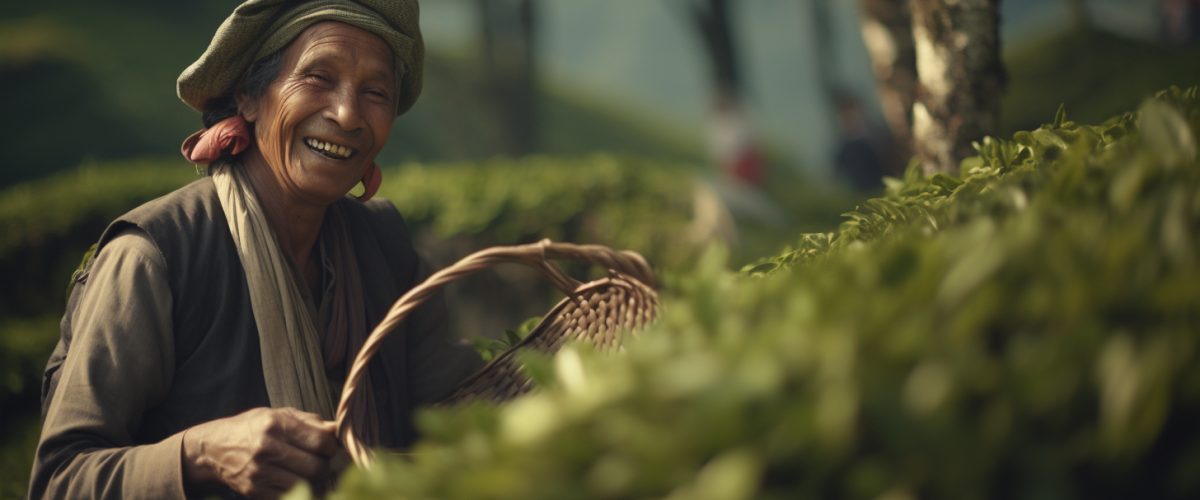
[
  {"left": 0, "top": 414, "right": 42, "bottom": 500},
  {"left": 307, "top": 88, "right": 1200, "bottom": 500},
  {"left": 1002, "top": 27, "right": 1200, "bottom": 136},
  {"left": 0, "top": 2, "right": 706, "bottom": 189},
  {"left": 0, "top": 158, "right": 198, "bottom": 261},
  {"left": 0, "top": 314, "right": 61, "bottom": 408},
  {"left": 378, "top": 153, "right": 700, "bottom": 269},
  {"left": 0, "top": 315, "right": 61, "bottom": 500},
  {"left": 472, "top": 317, "right": 543, "bottom": 363},
  {"left": 747, "top": 87, "right": 1200, "bottom": 278},
  {"left": 0, "top": 6, "right": 237, "bottom": 187}
]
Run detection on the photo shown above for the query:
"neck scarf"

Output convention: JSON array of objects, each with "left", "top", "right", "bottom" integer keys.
[
  {"left": 320, "top": 202, "right": 379, "bottom": 446},
  {"left": 211, "top": 162, "right": 380, "bottom": 447},
  {"left": 213, "top": 161, "right": 335, "bottom": 419}
]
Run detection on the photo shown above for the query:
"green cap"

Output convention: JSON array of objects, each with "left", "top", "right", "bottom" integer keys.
[{"left": 177, "top": 0, "right": 423, "bottom": 116}]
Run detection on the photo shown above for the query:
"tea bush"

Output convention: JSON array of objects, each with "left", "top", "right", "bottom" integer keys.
[
  {"left": 306, "top": 87, "right": 1200, "bottom": 500},
  {"left": 376, "top": 153, "right": 699, "bottom": 269}
]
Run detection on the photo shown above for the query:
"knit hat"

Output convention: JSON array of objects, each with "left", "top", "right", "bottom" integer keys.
[{"left": 177, "top": 0, "right": 423, "bottom": 116}]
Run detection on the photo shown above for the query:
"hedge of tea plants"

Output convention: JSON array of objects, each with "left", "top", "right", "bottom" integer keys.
[
  {"left": 374, "top": 153, "right": 698, "bottom": 268},
  {"left": 305, "top": 87, "right": 1200, "bottom": 500}
]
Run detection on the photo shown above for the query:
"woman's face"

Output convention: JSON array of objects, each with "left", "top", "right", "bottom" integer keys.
[{"left": 239, "top": 21, "right": 395, "bottom": 205}]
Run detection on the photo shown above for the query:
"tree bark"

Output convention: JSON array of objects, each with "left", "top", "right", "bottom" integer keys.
[
  {"left": 1066, "top": 0, "right": 1089, "bottom": 30},
  {"left": 859, "top": 0, "right": 917, "bottom": 174},
  {"left": 477, "top": 0, "right": 538, "bottom": 155},
  {"left": 909, "top": 0, "right": 1005, "bottom": 175},
  {"left": 813, "top": 0, "right": 838, "bottom": 97},
  {"left": 689, "top": 0, "right": 740, "bottom": 97}
]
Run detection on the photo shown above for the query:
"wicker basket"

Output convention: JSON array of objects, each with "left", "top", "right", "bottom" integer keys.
[{"left": 335, "top": 239, "right": 660, "bottom": 466}]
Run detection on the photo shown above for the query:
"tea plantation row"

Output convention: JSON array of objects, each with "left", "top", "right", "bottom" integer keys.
[{"left": 305, "top": 87, "right": 1200, "bottom": 500}]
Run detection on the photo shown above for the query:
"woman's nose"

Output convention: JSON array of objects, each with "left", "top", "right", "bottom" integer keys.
[{"left": 325, "top": 86, "right": 365, "bottom": 131}]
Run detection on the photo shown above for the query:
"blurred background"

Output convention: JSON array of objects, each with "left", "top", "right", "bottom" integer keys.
[{"left": 2, "top": 0, "right": 1199, "bottom": 497}]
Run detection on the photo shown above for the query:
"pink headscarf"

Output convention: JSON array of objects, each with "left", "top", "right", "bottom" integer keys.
[{"left": 181, "top": 115, "right": 251, "bottom": 164}]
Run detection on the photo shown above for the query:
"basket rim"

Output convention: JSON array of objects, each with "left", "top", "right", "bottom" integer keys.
[
  {"left": 435, "top": 272, "right": 658, "bottom": 404},
  {"left": 334, "top": 240, "right": 659, "bottom": 467}
]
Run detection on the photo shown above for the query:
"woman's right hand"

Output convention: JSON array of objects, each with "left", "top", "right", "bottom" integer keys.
[{"left": 181, "top": 407, "right": 339, "bottom": 499}]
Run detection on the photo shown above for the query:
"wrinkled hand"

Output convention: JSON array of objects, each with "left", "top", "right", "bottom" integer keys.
[{"left": 182, "top": 407, "right": 339, "bottom": 499}]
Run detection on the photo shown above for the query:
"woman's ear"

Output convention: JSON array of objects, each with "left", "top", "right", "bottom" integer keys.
[{"left": 236, "top": 93, "right": 259, "bottom": 123}]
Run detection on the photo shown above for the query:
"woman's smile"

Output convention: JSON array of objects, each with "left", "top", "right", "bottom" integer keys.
[
  {"left": 238, "top": 21, "right": 397, "bottom": 204},
  {"left": 303, "top": 137, "right": 359, "bottom": 160}
]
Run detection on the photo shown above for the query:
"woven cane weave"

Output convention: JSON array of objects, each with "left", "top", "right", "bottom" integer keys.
[{"left": 336, "top": 240, "right": 659, "bottom": 466}]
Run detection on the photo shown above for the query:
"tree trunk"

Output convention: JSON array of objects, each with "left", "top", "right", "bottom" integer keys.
[
  {"left": 1066, "top": 0, "right": 1089, "bottom": 30},
  {"left": 690, "top": 0, "right": 741, "bottom": 97},
  {"left": 478, "top": 0, "right": 538, "bottom": 156},
  {"left": 909, "top": 0, "right": 1005, "bottom": 175},
  {"left": 511, "top": 0, "right": 537, "bottom": 155},
  {"left": 859, "top": 0, "right": 917, "bottom": 174},
  {"left": 812, "top": 0, "right": 838, "bottom": 97}
]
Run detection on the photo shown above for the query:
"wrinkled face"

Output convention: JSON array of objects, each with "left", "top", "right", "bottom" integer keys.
[{"left": 239, "top": 21, "right": 395, "bottom": 204}]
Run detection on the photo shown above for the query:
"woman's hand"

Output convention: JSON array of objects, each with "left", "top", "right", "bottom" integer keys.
[{"left": 182, "top": 407, "right": 339, "bottom": 499}]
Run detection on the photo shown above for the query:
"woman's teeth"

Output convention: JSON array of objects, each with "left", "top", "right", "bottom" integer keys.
[{"left": 305, "top": 138, "right": 356, "bottom": 159}]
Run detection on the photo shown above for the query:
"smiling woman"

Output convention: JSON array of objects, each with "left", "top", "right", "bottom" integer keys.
[
  {"left": 27, "top": 2, "right": 483, "bottom": 500},
  {"left": 238, "top": 22, "right": 397, "bottom": 207}
]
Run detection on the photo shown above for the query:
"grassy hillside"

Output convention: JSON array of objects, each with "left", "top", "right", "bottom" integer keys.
[{"left": 0, "top": 1, "right": 703, "bottom": 189}]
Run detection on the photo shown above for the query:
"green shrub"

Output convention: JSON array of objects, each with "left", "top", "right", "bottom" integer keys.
[
  {"left": 378, "top": 153, "right": 700, "bottom": 269},
  {"left": 1002, "top": 27, "right": 1200, "bottom": 136},
  {"left": 0, "top": 157, "right": 198, "bottom": 262},
  {"left": 305, "top": 87, "right": 1200, "bottom": 500}
]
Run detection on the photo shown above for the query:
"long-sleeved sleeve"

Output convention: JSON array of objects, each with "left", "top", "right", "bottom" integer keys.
[{"left": 28, "top": 229, "right": 187, "bottom": 500}]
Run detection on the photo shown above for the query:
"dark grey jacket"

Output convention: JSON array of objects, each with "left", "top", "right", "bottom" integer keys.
[{"left": 30, "top": 177, "right": 482, "bottom": 499}]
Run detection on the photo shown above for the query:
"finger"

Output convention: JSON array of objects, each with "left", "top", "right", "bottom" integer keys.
[
  {"left": 247, "top": 483, "right": 290, "bottom": 500},
  {"left": 244, "top": 465, "right": 306, "bottom": 500},
  {"left": 278, "top": 407, "right": 339, "bottom": 437},
  {"left": 279, "top": 407, "right": 322, "bottom": 424},
  {"left": 279, "top": 407, "right": 335, "bottom": 425},
  {"left": 262, "top": 439, "right": 332, "bottom": 482},
  {"left": 277, "top": 410, "right": 339, "bottom": 458},
  {"left": 329, "top": 447, "right": 352, "bottom": 475}
]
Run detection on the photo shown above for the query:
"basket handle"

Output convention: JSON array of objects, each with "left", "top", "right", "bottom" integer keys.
[{"left": 335, "top": 239, "right": 655, "bottom": 465}]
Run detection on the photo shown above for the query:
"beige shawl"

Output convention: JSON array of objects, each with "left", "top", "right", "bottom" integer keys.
[
  {"left": 212, "top": 162, "right": 336, "bottom": 420},
  {"left": 211, "top": 162, "right": 378, "bottom": 449}
]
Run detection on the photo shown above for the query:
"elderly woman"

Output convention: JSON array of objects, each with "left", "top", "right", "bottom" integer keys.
[{"left": 28, "top": 1, "right": 482, "bottom": 498}]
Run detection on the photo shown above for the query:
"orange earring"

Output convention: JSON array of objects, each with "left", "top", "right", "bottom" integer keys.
[{"left": 356, "top": 163, "right": 383, "bottom": 202}]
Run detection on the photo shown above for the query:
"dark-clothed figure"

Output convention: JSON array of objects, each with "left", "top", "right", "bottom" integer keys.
[{"left": 28, "top": 1, "right": 483, "bottom": 498}]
